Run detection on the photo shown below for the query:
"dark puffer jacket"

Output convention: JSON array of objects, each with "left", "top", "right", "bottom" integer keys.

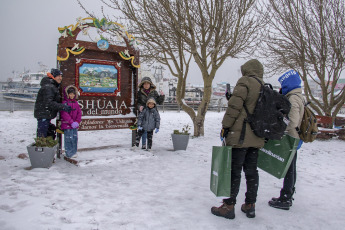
[
  {"left": 137, "top": 77, "right": 165, "bottom": 110},
  {"left": 137, "top": 98, "right": 160, "bottom": 131},
  {"left": 222, "top": 59, "right": 265, "bottom": 148},
  {"left": 34, "top": 77, "right": 65, "bottom": 119}
]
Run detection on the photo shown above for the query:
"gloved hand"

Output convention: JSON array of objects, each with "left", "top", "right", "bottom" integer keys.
[
  {"left": 220, "top": 127, "right": 230, "bottom": 141},
  {"left": 155, "top": 128, "right": 159, "bottom": 133},
  {"left": 62, "top": 104, "right": 72, "bottom": 112},
  {"left": 225, "top": 92, "right": 232, "bottom": 101},
  {"left": 138, "top": 126, "right": 143, "bottom": 131},
  {"left": 71, "top": 122, "right": 79, "bottom": 129}
]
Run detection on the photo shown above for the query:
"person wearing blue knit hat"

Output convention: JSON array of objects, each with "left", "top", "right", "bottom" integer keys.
[{"left": 268, "top": 70, "right": 305, "bottom": 210}]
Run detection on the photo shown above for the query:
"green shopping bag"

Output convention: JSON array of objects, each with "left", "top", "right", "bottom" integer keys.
[
  {"left": 257, "top": 135, "right": 299, "bottom": 179},
  {"left": 210, "top": 145, "right": 232, "bottom": 197}
]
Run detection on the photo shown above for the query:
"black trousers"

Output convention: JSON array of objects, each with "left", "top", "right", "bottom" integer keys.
[
  {"left": 136, "top": 130, "right": 153, "bottom": 148},
  {"left": 281, "top": 151, "right": 297, "bottom": 197},
  {"left": 224, "top": 147, "right": 259, "bottom": 205}
]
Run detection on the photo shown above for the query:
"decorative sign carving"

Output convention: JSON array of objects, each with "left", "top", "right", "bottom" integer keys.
[{"left": 57, "top": 17, "right": 139, "bottom": 131}]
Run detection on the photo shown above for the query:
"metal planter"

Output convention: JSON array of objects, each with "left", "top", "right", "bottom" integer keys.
[
  {"left": 171, "top": 134, "right": 190, "bottom": 151},
  {"left": 27, "top": 143, "right": 58, "bottom": 168}
]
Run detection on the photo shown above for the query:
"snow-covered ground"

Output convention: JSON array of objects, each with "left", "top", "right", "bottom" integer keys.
[{"left": 0, "top": 110, "right": 344, "bottom": 230}]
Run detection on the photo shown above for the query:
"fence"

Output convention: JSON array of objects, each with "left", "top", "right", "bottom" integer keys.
[
  {"left": 156, "top": 102, "right": 227, "bottom": 112},
  {"left": 0, "top": 93, "right": 35, "bottom": 112}
]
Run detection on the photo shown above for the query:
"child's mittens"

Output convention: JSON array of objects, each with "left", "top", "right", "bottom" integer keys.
[
  {"left": 155, "top": 128, "right": 159, "bottom": 133},
  {"left": 71, "top": 122, "right": 79, "bottom": 129},
  {"left": 138, "top": 126, "right": 143, "bottom": 131}
]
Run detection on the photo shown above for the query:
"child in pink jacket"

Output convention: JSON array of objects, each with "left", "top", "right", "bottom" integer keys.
[{"left": 60, "top": 85, "right": 82, "bottom": 158}]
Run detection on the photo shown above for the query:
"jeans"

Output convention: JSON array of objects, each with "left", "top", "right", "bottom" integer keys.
[
  {"left": 37, "top": 119, "right": 51, "bottom": 137},
  {"left": 224, "top": 147, "right": 259, "bottom": 205},
  {"left": 141, "top": 131, "right": 147, "bottom": 147},
  {"left": 64, "top": 129, "right": 78, "bottom": 157},
  {"left": 281, "top": 151, "right": 297, "bottom": 197}
]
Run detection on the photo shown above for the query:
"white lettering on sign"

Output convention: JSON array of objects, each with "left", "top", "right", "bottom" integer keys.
[
  {"left": 78, "top": 100, "right": 129, "bottom": 116},
  {"left": 260, "top": 148, "right": 285, "bottom": 162}
]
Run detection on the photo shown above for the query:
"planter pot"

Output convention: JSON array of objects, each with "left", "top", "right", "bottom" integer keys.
[
  {"left": 27, "top": 143, "right": 58, "bottom": 168},
  {"left": 171, "top": 134, "right": 190, "bottom": 151}
]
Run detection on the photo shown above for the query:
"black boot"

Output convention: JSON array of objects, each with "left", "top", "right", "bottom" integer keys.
[{"left": 268, "top": 189, "right": 294, "bottom": 210}]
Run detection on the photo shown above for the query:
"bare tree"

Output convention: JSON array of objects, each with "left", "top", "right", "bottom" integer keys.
[
  {"left": 79, "top": 0, "right": 265, "bottom": 136},
  {"left": 262, "top": 0, "right": 345, "bottom": 119}
]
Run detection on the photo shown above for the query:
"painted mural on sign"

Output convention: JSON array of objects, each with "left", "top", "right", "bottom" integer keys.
[{"left": 79, "top": 63, "right": 118, "bottom": 93}]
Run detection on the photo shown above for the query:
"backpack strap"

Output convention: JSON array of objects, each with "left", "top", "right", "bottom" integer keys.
[
  {"left": 239, "top": 75, "right": 263, "bottom": 145},
  {"left": 287, "top": 93, "right": 306, "bottom": 134}
]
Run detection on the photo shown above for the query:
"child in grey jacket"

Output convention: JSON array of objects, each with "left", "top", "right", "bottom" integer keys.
[{"left": 135, "top": 98, "right": 160, "bottom": 150}]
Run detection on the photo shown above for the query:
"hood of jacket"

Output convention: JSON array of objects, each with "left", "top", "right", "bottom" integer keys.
[
  {"left": 64, "top": 85, "right": 79, "bottom": 100},
  {"left": 146, "top": 97, "right": 157, "bottom": 107},
  {"left": 240, "top": 59, "right": 264, "bottom": 79},
  {"left": 40, "top": 76, "right": 53, "bottom": 86},
  {"left": 138, "top": 77, "right": 156, "bottom": 90}
]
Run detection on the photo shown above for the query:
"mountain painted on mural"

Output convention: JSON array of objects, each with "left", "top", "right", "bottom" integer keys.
[{"left": 79, "top": 63, "right": 118, "bottom": 93}]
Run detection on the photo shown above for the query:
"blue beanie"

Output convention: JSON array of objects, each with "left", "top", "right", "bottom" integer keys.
[{"left": 278, "top": 70, "right": 301, "bottom": 95}]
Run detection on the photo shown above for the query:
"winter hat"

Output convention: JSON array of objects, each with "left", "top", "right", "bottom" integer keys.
[
  {"left": 146, "top": 97, "right": 157, "bottom": 106},
  {"left": 278, "top": 70, "right": 302, "bottom": 95},
  {"left": 67, "top": 87, "right": 76, "bottom": 95},
  {"left": 50, "top": 68, "right": 63, "bottom": 77}
]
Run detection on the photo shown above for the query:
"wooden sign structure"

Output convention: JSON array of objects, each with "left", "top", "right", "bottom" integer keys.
[{"left": 56, "top": 17, "right": 140, "bottom": 156}]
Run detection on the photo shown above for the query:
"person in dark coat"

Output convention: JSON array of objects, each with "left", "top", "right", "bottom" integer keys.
[
  {"left": 34, "top": 68, "right": 71, "bottom": 137},
  {"left": 136, "top": 77, "right": 164, "bottom": 149},
  {"left": 135, "top": 98, "right": 160, "bottom": 151},
  {"left": 268, "top": 70, "right": 304, "bottom": 210},
  {"left": 211, "top": 59, "right": 265, "bottom": 219},
  {"left": 137, "top": 77, "right": 165, "bottom": 112}
]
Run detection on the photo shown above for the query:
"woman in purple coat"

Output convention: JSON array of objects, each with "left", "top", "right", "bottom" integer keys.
[{"left": 60, "top": 85, "right": 82, "bottom": 158}]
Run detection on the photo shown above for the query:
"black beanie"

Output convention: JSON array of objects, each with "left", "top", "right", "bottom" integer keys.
[{"left": 51, "top": 68, "right": 63, "bottom": 77}]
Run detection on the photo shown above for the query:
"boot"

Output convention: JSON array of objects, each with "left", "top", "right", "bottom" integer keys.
[
  {"left": 269, "top": 188, "right": 294, "bottom": 210},
  {"left": 268, "top": 198, "right": 291, "bottom": 210},
  {"left": 211, "top": 200, "right": 235, "bottom": 219},
  {"left": 270, "top": 197, "right": 293, "bottom": 207},
  {"left": 241, "top": 203, "right": 255, "bottom": 218}
]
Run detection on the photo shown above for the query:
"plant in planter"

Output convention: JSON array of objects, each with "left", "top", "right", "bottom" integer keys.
[
  {"left": 27, "top": 136, "right": 58, "bottom": 168},
  {"left": 171, "top": 124, "right": 191, "bottom": 151}
]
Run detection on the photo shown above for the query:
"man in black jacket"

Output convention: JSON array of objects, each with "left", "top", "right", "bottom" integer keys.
[{"left": 34, "top": 68, "right": 71, "bottom": 137}]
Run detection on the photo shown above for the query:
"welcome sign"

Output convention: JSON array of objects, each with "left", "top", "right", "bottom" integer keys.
[{"left": 57, "top": 17, "right": 140, "bottom": 131}]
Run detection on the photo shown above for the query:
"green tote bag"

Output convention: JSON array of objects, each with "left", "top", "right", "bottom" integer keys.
[
  {"left": 257, "top": 135, "right": 299, "bottom": 179},
  {"left": 210, "top": 144, "right": 232, "bottom": 197}
]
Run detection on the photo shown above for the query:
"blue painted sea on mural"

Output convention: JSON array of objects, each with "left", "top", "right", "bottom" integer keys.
[{"left": 80, "top": 87, "right": 117, "bottom": 93}]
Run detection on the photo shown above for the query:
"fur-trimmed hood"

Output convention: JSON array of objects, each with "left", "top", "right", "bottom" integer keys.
[
  {"left": 146, "top": 97, "right": 157, "bottom": 107},
  {"left": 138, "top": 77, "right": 156, "bottom": 90},
  {"left": 64, "top": 85, "right": 79, "bottom": 100}
]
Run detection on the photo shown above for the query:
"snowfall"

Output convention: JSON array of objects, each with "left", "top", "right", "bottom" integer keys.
[{"left": 0, "top": 110, "right": 344, "bottom": 230}]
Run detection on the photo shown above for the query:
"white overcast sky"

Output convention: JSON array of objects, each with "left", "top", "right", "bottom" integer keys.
[{"left": 0, "top": 0, "right": 261, "bottom": 86}]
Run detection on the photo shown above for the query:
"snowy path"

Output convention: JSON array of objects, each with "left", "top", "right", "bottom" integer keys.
[{"left": 0, "top": 111, "right": 344, "bottom": 230}]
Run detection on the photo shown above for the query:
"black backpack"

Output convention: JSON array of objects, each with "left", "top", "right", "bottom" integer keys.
[{"left": 240, "top": 76, "right": 291, "bottom": 143}]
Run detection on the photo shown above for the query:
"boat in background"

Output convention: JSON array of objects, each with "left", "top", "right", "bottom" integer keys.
[{"left": 2, "top": 72, "right": 47, "bottom": 102}]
